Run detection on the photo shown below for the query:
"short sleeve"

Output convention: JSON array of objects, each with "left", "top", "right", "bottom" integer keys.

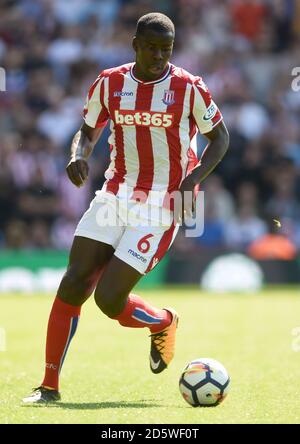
[
  {"left": 191, "top": 77, "right": 223, "bottom": 134},
  {"left": 83, "top": 72, "right": 109, "bottom": 128}
]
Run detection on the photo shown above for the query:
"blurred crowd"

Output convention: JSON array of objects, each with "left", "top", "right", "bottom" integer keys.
[{"left": 1, "top": 0, "right": 300, "bottom": 257}]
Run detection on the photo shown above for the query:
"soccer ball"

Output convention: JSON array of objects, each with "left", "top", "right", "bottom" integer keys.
[{"left": 179, "top": 358, "right": 230, "bottom": 407}]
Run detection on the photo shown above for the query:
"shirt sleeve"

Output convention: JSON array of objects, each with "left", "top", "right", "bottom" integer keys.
[
  {"left": 191, "top": 77, "right": 223, "bottom": 134},
  {"left": 82, "top": 72, "right": 109, "bottom": 128}
]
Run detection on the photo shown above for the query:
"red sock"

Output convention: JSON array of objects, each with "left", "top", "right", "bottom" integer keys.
[
  {"left": 41, "top": 296, "right": 81, "bottom": 391},
  {"left": 112, "top": 293, "right": 172, "bottom": 333}
]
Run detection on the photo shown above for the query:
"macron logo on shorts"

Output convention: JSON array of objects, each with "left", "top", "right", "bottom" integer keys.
[{"left": 128, "top": 249, "right": 147, "bottom": 263}]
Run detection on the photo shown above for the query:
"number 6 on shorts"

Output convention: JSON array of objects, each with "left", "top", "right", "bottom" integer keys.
[{"left": 137, "top": 234, "right": 154, "bottom": 254}]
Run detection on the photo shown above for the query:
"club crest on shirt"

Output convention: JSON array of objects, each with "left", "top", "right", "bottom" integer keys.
[{"left": 162, "top": 90, "right": 175, "bottom": 106}]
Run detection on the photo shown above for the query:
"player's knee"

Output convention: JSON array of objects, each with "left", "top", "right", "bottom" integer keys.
[
  {"left": 59, "top": 266, "right": 95, "bottom": 301},
  {"left": 94, "top": 286, "right": 123, "bottom": 318},
  {"left": 67, "top": 266, "right": 93, "bottom": 287}
]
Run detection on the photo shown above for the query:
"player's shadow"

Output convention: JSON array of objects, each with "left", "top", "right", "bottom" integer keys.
[{"left": 27, "top": 400, "right": 160, "bottom": 410}]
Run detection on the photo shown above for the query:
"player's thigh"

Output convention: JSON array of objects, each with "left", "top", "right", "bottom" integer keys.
[
  {"left": 68, "top": 236, "right": 115, "bottom": 276},
  {"left": 58, "top": 236, "right": 115, "bottom": 303}
]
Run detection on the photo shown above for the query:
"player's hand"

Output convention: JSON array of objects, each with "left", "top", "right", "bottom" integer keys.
[
  {"left": 66, "top": 157, "right": 89, "bottom": 187},
  {"left": 175, "top": 174, "right": 197, "bottom": 224}
]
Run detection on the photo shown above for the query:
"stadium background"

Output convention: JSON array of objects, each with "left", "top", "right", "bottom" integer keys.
[{"left": 0, "top": 0, "right": 300, "bottom": 291}]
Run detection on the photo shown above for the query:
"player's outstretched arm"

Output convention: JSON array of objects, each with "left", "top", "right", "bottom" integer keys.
[{"left": 66, "top": 122, "right": 104, "bottom": 187}]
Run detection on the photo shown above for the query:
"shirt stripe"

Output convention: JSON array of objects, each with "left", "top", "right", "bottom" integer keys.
[
  {"left": 83, "top": 77, "right": 106, "bottom": 128},
  {"left": 120, "top": 74, "right": 139, "bottom": 193},
  {"left": 165, "top": 77, "right": 187, "bottom": 193},
  {"left": 105, "top": 72, "right": 127, "bottom": 195},
  {"left": 149, "top": 78, "right": 172, "bottom": 194},
  {"left": 131, "top": 83, "right": 155, "bottom": 202}
]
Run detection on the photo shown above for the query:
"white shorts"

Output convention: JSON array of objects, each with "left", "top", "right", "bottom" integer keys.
[{"left": 74, "top": 190, "right": 179, "bottom": 274}]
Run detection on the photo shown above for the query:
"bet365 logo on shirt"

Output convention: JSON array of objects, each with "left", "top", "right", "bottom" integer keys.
[{"left": 114, "top": 109, "right": 174, "bottom": 128}]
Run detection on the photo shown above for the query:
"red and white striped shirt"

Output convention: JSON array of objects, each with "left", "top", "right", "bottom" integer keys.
[{"left": 83, "top": 62, "right": 222, "bottom": 201}]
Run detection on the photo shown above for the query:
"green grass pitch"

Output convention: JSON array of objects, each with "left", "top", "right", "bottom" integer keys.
[{"left": 1, "top": 287, "right": 300, "bottom": 424}]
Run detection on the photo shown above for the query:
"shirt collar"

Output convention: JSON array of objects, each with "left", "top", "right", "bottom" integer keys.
[{"left": 130, "top": 63, "right": 171, "bottom": 84}]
